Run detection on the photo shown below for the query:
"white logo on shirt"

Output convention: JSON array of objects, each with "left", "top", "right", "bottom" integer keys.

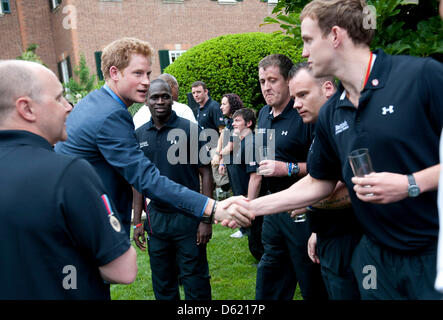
[
  {"left": 139, "top": 141, "right": 149, "bottom": 148},
  {"left": 382, "top": 105, "right": 394, "bottom": 115},
  {"left": 281, "top": 131, "right": 288, "bottom": 136},
  {"left": 335, "top": 121, "right": 349, "bottom": 135},
  {"left": 257, "top": 128, "right": 266, "bottom": 134}
]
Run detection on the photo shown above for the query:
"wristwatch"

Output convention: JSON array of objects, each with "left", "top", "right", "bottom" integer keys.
[
  {"left": 289, "top": 162, "right": 300, "bottom": 177},
  {"left": 407, "top": 174, "right": 420, "bottom": 198}
]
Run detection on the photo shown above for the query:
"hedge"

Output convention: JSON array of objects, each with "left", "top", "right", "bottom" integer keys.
[{"left": 164, "top": 32, "right": 303, "bottom": 112}]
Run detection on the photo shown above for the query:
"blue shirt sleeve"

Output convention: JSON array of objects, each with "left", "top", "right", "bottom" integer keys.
[{"left": 96, "top": 109, "right": 208, "bottom": 218}]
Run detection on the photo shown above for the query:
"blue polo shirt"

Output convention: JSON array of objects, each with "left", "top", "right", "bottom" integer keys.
[
  {"left": 309, "top": 49, "right": 443, "bottom": 252},
  {"left": 55, "top": 87, "right": 209, "bottom": 235},
  {"left": 197, "top": 97, "right": 224, "bottom": 132},
  {"left": 0, "top": 130, "right": 129, "bottom": 299},
  {"left": 256, "top": 100, "right": 314, "bottom": 193}
]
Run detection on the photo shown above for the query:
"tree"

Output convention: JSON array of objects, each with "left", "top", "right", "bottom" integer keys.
[
  {"left": 16, "top": 43, "right": 46, "bottom": 65},
  {"left": 64, "top": 55, "right": 98, "bottom": 105},
  {"left": 261, "top": 0, "right": 443, "bottom": 60},
  {"left": 163, "top": 32, "right": 304, "bottom": 112}
]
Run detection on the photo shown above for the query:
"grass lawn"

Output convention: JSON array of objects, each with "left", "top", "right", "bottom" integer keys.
[{"left": 111, "top": 224, "right": 302, "bottom": 300}]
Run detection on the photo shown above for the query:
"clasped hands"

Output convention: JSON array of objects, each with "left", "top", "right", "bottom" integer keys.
[{"left": 214, "top": 196, "right": 254, "bottom": 229}]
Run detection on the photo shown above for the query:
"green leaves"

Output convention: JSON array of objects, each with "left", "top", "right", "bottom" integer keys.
[
  {"left": 264, "top": 0, "right": 443, "bottom": 59},
  {"left": 64, "top": 55, "right": 97, "bottom": 105},
  {"left": 164, "top": 32, "right": 303, "bottom": 112}
]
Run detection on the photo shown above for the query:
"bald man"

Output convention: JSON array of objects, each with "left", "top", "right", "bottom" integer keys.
[{"left": 0, "top": 60, "right": 137, "bottom": 299}]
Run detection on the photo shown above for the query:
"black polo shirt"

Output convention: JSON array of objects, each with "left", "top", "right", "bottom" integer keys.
[
  {"left": 135, "top": 111, "right": 205, "bottom": 215},
  {"left": 197, "top": 97, "right": 224, "bottom": 132},
  {"left": 309, "top": 49, "right": 443, "bottom": 252},
  {"left": 307, "top": 133, "right": 362, "bottom": 238},
  {"left": 256, "top": 100, "right": 314, "bottom": 193},
  {"left": 226, "top": 133, "right": 259, "bottom": 196},
  {"left": 0, "top": 130, "right": 130, "bottom": 299}
]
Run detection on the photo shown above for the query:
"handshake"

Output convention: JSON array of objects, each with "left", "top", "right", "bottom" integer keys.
[{"left": 213, "top": 196, "right": 255, "bottom": 229}]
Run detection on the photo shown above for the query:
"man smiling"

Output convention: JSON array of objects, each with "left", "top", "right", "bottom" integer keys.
[
  {"left": 133, "top": 79, "right": 213, "bottom": 300},
  {"left": 56, "top": 38, "right": 252, "bottom": 237}
]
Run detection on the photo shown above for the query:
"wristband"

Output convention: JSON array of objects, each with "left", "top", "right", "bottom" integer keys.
[
  {"left": 133, "top": 223, "right": 143, "bottom": 229},
  {"left": 202, "top": 200, "right": 217, "bottom": 224},
  {"left": 220, "top": 164, "right": 225, "bottom": 167},
  {"left": 288, "top": 162, "right": 293, "bottom": 177}
]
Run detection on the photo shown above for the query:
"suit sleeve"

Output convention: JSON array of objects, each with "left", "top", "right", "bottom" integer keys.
[{"left": 96, "top": 109, "right": 208, "bottom": 217}]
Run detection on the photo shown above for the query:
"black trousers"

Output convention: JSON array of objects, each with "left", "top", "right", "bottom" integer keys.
[
  {"left": 255, "top": 212, "right": 328, "bottom": 300},
  {"left": 317, "top": 233, "right": 361, "bottom": 300},
  {"left": 351, "top": 235, "right": 443, "bottom": 300},
  {"left": 148, "top": 233, "right": 211, "bottom": 300}
]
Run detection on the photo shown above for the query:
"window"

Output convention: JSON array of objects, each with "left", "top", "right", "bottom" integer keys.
[
  {"left": 158, "top": 50, "right": 186, "bottom": 73},
  {"left": 169, "top": 50, "right": 186, "bottom": 64},
  {"left": 49, "top": 0, "right": 62, "bottom": 10},
  {"left": 57, "top": 57, "right": 72, "bottom": 84},
  {"left": 1, "top": 0, "right": 10, "bottom": 14},
  {"left": 218, "top": 0, "right": 237, "bottom": 4},
  {"left": 95, "top": 51, "right": 104, "bottom": 81}
]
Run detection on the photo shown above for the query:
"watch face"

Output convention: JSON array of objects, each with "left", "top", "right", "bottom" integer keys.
[{"left": 408, "top": 185, "right": 420, "bottom": 197}]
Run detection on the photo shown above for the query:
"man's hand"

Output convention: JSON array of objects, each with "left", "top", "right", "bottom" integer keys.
[
  {"left": 211, "top": 154, "right": 221, "bottom": 167},
  {"left": 290, "top": 207, "right": 308, "bottom": 219},
  {"left": 218, "top": 164, "right": 226, "bottom": 176},
  {"left": 215, "top": 196, "right": 254, "bottom": 228},
  {"left": 133, "top": 225, "right": 146, "bottom": 251},
  {"left": 197, "top": 222, "right": 212, "bottom": 245},
  {"left": 258, "top": 160, "right": 285, "bottom": 177},
  {"left": 307, "top": 233, "right": 320, "bottom": 264},
  {"left": 351, "top": 172, "right": 408, "bottom": 204}
]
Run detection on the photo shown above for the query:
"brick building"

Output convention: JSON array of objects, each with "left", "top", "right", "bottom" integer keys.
[{"left": 0, "top": 0, "right": 280, "bottom": 82}]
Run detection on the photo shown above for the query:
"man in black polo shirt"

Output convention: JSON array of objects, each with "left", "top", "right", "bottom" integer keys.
[
  {"left": 289, "top": 62, "right": 361, "bottom": 300},
  {"left": 191, "top": 80, "right": 224, "bottom": 133},
  {"left": 133, "top": 79, "right": 213, "bottom": 300},
  {"left": 0, "top": 60, "right": 136, "bottom": 299},
  {"left": 192, "top": 81, "right": 226, "bottom": 199},
  {"left": 254, "top": 54, "right": 327, "bottom": 300},
  {"left": 249, "top": 0, "right": 443, "bottom": 299}
]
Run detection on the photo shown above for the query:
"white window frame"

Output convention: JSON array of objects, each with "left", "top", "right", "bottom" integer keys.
[
  {"left": 60, "top": 59, "right": 70, "bottom": 84},
  {"left": 50, "top": 0, "right": 61, "bottom": 10},
  {"left": 218, "top": 0, "right": 237, "bottom": 4},
  {"left": 268, "top": 0, "right": 279, "bottom": 5},
  {"left": 168, "top": 50, "right": 186, "bottom": 64}
]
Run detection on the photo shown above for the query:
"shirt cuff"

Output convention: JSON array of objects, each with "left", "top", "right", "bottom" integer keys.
[{"left": 201, "top": 198, "right": 210, "bottom": 218}]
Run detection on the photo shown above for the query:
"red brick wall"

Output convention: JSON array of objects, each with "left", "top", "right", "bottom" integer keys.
[
  {"left": 1, "top": 0, "right": 281, "bottom": 79},
  {"left": 0, "top": 0, "right": 24, "bottom": 60}
]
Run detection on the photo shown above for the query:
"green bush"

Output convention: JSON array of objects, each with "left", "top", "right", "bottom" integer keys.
[{"left": 164, "top": 32, "right": 303, "bottom": 112}]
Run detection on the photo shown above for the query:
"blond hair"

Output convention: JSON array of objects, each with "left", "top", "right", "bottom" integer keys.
[
  {"left": 101, "top": 37, "right": 153, "bottom": 80},
  {"left": 300, "top": 0, "right": 374, "bottom": 46}
]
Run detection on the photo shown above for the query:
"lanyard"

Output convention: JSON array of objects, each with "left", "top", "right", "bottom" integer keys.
[
  {"left": 362, "top": 51, "right": 373, "bottom": 90},
  {"left": 103, "top": 84, "right": 127, "bottom": 109}
]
